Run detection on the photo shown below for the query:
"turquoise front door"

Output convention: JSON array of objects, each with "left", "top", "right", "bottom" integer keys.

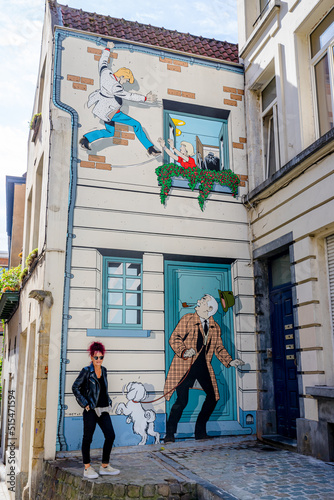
[{"left": 164, "top": 261, "right": 236, "bottom": 430}]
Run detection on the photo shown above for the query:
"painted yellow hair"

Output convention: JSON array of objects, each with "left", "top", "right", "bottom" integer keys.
[
  {"left": 114, "top": 67, "right": 134, "bottom": 84},
  {"left": 181, "top": 141, "right": 195, "bottom": 157}
]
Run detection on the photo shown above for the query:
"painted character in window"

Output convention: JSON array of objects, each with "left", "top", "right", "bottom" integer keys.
[
  {"left": 158, "top": 137, "right": 196, "bottom": 169},
  {"left": 80, "top": 41, "right": 161, "bottom": 158},
  {"left": 164, "top": 294, "right": 244, "bottom": 442}
]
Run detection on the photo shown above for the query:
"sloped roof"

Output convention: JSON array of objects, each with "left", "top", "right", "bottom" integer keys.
[{"left": 50, "top": 2, "right": 239, "bottom": 63}]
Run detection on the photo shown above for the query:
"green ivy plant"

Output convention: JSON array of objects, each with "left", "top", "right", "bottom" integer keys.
[
  {"left": 155, "top": 163, "right": 240, "bottom": 210},
  {"left": 0, "top": 266, "right": 21, "bottom": 293},
  {"left": 29, "top": 113, "right": 41, "bottom": 130}
]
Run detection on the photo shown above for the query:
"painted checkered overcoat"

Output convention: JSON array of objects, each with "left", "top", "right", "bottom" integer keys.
[{"left": 164, "top": 312, "right": 233, "bottom": 401}]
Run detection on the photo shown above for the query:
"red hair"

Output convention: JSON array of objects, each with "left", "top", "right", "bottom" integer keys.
[{"left": 88, "top": 341, "right": 105, "bottom": 357}]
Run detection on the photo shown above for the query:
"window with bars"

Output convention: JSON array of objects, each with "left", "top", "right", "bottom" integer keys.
[
  {"left": 103, "top": 257, "right": 142, "bottom": 329},
  {"left": 310, "top": 9, "right": 334, "bottom": 137}
]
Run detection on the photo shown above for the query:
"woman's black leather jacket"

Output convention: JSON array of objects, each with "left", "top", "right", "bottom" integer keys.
[{"left": 72, "top": 363, "right": 112, "bottom": 410}]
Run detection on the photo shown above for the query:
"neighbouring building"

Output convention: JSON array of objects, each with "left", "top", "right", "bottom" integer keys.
[
  {"left": 0, "top": 1, "right": 256, "bottom": 498},
  {"left": 237, "top": 0, "right": 334, "bottom": 460}
]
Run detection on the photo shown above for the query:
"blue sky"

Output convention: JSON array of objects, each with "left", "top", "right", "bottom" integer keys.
[{"left": 0, "top": 0, "right": 238, "bottom": 253}]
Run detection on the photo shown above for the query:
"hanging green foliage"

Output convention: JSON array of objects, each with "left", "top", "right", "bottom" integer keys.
[{"left": 155, "top": 163, "right": 240, "bottom": 210}]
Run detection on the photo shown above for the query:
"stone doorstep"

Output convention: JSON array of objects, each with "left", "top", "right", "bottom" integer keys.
[{"left": 261, "top": 434, "right": 297, "bottom": 452}]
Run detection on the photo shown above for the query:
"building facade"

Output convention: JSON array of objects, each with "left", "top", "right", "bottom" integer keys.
[
  {"left": 237, "top": 0, "right": 334, "bottom": 459},
  {"left": 1, "top": 2, "right": 257, "bottom": 498}
]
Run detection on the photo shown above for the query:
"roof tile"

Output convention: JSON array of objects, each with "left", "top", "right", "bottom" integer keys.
[{"left": 50, "top": 1, "right": 238, "bottom": 63}]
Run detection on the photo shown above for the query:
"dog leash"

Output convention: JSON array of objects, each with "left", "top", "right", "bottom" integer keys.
[{"left": 133, "top": 346, "right": 204, "bottom": 404}]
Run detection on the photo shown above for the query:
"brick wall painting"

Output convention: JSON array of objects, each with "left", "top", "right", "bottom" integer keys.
[{"left": 80, "top": 41, "right": 162, "bottom": 161}]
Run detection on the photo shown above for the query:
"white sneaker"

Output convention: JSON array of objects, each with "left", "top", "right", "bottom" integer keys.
[
  {"left": 83, "top": 466, "right": 99, "bottom": 479},
  {"left": 99, "top": 464, "right": 120, "bottom": 475}
]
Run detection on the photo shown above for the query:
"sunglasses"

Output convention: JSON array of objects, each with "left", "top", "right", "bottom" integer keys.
[{"left": 93, "top": 356, "right": 104, "bottom": 360}]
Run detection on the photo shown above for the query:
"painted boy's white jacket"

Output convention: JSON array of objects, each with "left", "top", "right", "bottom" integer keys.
[{"left": 87, "top": 48, "right": 146, "bottom": 122}]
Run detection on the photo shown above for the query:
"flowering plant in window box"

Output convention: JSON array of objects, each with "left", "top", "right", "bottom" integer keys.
[{"left": 155, "top": 163, "right": 240, "bottom": 210}]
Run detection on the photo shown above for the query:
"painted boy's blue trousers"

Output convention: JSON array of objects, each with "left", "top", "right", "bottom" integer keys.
[{"left": 84, "top": 111, "right": 153, "bottom": 150}]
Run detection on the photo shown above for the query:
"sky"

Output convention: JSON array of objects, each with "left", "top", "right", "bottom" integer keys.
[{"left": 0, "top": 0, "right": 239, "bottom": 254}]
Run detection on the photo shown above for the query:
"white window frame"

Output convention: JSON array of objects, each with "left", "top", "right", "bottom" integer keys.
[
  {"left": 261, "top": 82, "right": 280, "bottom": 179},
  {"left": 310, "top": 10, "right": 334, "bottom": 139}
]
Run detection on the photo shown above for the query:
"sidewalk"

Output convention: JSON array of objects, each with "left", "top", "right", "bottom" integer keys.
[{"left": 47, "top": 436, "right": 334, "bottom": 500}]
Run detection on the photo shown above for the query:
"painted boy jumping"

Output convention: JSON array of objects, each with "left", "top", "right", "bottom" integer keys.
[{"left": 80, "top": 41, "right": 161, "bottom": 157}]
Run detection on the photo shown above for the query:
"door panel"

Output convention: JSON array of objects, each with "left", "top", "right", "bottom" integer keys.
[
  {"left": 165, "top": 261, "right": 236, "bottom": 423},
  {"left": 270, "top": 287, "right": 299, "bottom": 438}
]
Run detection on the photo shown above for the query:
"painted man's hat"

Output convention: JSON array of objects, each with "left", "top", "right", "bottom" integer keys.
[{"left": 218, "top": 290, "right": 235, "bottom": 313}]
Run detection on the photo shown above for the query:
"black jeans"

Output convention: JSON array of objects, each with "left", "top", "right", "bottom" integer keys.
[
  {"left": 166, "top": 350, "right": 217, "bottom": 438},
  {"left": 82, "top": 409, "right": 115, "bottom": 465}
]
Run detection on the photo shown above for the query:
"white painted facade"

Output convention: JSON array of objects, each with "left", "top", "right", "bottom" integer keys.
[
  {"left": 1, "top": 2, "right": 257, "bottom": 498},
  {"left": 237, "top": 0, "right": 334, "bottom": 459}
]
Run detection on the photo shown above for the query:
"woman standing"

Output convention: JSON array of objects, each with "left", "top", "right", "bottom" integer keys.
[{"left": 72, "top": 341, "right": 120, "bottom": 479}]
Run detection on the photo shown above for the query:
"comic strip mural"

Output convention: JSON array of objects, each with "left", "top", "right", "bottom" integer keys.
[{"left": 53, "top": 29, "right": 254, "bottom": 451}]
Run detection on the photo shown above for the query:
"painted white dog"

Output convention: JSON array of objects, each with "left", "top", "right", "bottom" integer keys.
[{"left": 116, "top": 382, "right": 160, "bottom": 445}]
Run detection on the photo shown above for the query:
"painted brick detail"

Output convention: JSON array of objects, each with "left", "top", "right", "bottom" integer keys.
[
  {"left": 230, "top": 93, "right": 242, "bottom": 101},
  {"left": 182, "top": 91, "right": 195, "bottom": 99},
  {"left": 113, "top": 138, "right": 128, "bottom": 146},
  {"left": 88, "top": 47, "right": 118, "bottom": 60},
  {"left": 80, "top": 161, "right": 95, "bottom": 168},
  {"left": 167, "top": 64, "right": 181, "bottom": 72},
  {"left": 96, "top": 163, "right": 112, "bottom": 170},
  {"left": 115, "top": 124, "right": 129, "bottom": 132},
  {"left": 67, "top": 74, "right": 80, "bottom": 82},
  {"left": 81, "top": 77, "right": 94, "bottom": 85},
  {"left": 240, "top": 175, "right": 248, "bottom": 180},
  {"left": 173, "top": 60, "right": 188, "bottom": 67},
  {"left": 224, "top": 99, "right": 237, "bottom": 107},
  {"left": 233, "top": 142, "right": 244, "bottom": 149},
  {"left": 237, "top": 89, "right": 245, "bottom": 95},
  {"left": 73, "top": 82, "right": 87, "bottom": 91},
  {"left": 121, "top": 132, "right": 135, "bottom": 140},
  {"left": 87, "top": 47, "right": 102, "bottom": 55},
  {"left": 168, "top": 89, "right": 182, "bottom": 97},
  {"left": 159, "top": 57, "right": 173, "bottom": 64},
  {"left": 223, "top": 86, "right": 236, "bottom": 93},
  {"left": 88, "top": 155, "right": 106, "bottom": 162},
  {"left": 239, "top": 137, "right": 247, "bottom": 143}
]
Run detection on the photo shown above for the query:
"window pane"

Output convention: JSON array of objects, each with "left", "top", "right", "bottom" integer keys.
[
  {"left": 108, "top": 277, "right": 123, "bottom": 290},
  {"left": 262, "top": 77, "right": 276, "bottom": 111},
  {"left": 311, "top": 9, "right": 334, "bottom": 57},
  {"left": 315, "top": 54, "right": 333, "bottom": 136},
  {"left": 268, "top": 116, "right": 276, "bottom": 177},
  {"left": 270, "top": 254, "right": 291, "bottom": 287},
  {"left": 108, "top": 292, "right": 123, "bottom": 305},
  {"left": 108, "top": 309, "right": 123, "bottom": 324},
  {"left": 126, "top": 293, "right": 141, "bottom": 306},
  {"left": 126, "top": 309, "right": 141, "bottom": 325},
  {"left": 126, "top": 263, "right": 141, "bottom": 276},
  {"left": 126, "top": 278, "right": 141, "bottom": 291},
  {"left": 108, "top": 262, "right": 123, "bottom": 275}
]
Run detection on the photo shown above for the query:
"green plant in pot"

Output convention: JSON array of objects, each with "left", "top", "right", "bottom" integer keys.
[
  {"left": 0, "top": 266, "right": 21, "bottom": 293},
  {"left": 26, "top": 248, "right": 38, "bottom": 268}
]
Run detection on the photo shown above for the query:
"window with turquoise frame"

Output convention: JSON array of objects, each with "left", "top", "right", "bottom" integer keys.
[
  {"left": 163, "top": 103, "right": 230, "bottom": 171},
  {"left": 103, "top": 257, "right": 142, "bottom": 329}
]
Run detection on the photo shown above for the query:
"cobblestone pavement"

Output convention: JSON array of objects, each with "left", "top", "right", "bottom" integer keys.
[{"left": 159, "top": 438, "right": 334, "bottom": 499}]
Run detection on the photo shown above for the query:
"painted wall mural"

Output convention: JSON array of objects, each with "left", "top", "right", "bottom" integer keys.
[
  {"left": 116, "top": 382, "right": 160, "bottom": 445},
  {"left": 164, "top": 293, "right": 244, "bottom": 442},
  {"left": 79, "top": 41, "right": 161, "bottom": 159},
  {"left": 156, "top": 109, "right": 240, "bottom": 209}
]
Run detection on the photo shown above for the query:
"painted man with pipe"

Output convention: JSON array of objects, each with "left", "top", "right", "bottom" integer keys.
[{"left": 164, "top": 294, "right": 244, "bottom": 442}]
